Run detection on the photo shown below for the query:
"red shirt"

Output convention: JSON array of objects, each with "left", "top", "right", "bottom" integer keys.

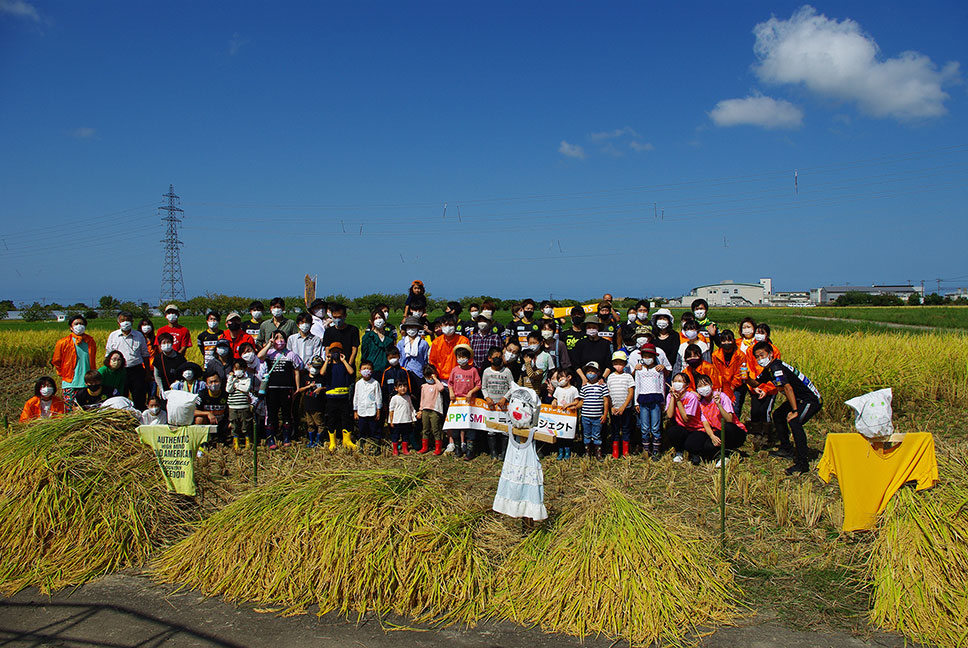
[
  {"left": 157, "top": 324, "right": 192, "bottom": 354},
  {"left": 449, "top": 365, "right": 481, "bottom": 398},
  {"left": 220, "top": 329, "right": 256, "bottom": 358}
]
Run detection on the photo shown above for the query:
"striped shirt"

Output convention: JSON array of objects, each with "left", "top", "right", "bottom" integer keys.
[{"left": 578, "top": 383, "right": 609, "bottom": 417}]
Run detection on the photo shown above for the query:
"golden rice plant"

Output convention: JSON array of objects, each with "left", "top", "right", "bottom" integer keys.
[
  {"left": 825, "top": 501, "right": 845, "bottom": 530},
  {"left": 493, "top": 479, "right": 739, "bottom": 646},
  {"left": 768, "top": 485, "right": 791, "bottom": 527},
  {"left": 791, "top": 481, "right": 824, "bottom": 528},
  {"left": 0, "top": 409, "right": 194, "bottom": 594}
]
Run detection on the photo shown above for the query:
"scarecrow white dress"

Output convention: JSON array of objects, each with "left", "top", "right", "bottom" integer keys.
[{"left": 492, "top": 388, "right": 548, "bottom": 521}]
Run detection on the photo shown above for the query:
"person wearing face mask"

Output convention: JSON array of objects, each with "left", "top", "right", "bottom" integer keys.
[
  {"left": 606, "top": 352, "right": 636, "bottom": 458},
  {"left": 288, "top": 312, "right": 324, "bottom": 366},
  {"left": 259, "top": 330, "right": 305, "bottom": 449},
  {"left": 296, "top": 356, "right": 326, "bottom": 449},
  {"left": 194, "top": 370, "right": 230, "bottom": 444},
  {"left": 353, "top": 360, "right": 383, "bottom": 452},
  {"left": 734, "top": 317, "right": 758, "bottom": 418},
  {"left": 689, "top": 299, "right": 719, "bottom": 347},
  {"left": 448, "top": 345, "right": 482, "bottom": 458},
  {"left": 321, "top": 303, "right": 361, "bottom": 366},
  {"left": 105, "top": 310, "right": 152, "bottom": 409},
  {"left": 631, "top": 343, "right": 665, "bottom": 459},
  {"left": 538, "top": 300, "right": 560, "bottom": 330},
  {"left": 501, "top": 340, "right": 524, "bottom": 383},
  {"left": 632, "top": 300, "right": 652, "bottom": 339},
  {"left": 576, "top": 361, "right": 610, "bottom": 459},
  {"left": 685, "top": 374, "right": 747, "bottom": 466},
  {"left": 73, "top": 370, "right": 118, "bottom": 410},
  {"left": 402, "top": 279, "right": 426, "bottom": 318},
  {"left": 664, "top": 372, "right": 702, "bottom": 463},
  {"left": 99, "top": 350, "right": 128, "bottom": 396},
  {"left": 461, "top": 303, "right": 481, "bottom": 338},
  {"left": 256, "top": 298, "right": 296, "bottom": 347},
  {"left": 650, "top": 308, "right": 679, "bottom": 375},
  {"left": 220, "top": 312, "right": 256, "bottom": 359},
  {"left": 427, "top": 315, "right": 470, "bottom": 385},
  {"left": 508, "top": 299, "right": 540, "bottom": 347},
  {"left": 674, "top": 321, "right": 711, "bottom": 376},
  {"left": 396, "top": 316, "right": 430, "bottom": 383},
  {"left": 479, "top": 301, "right": 505, "bottom": 338},
  {"left": 748, "top": 342, "right": 822, "bottom": 476},
  {"left": 538, "top": 319, "right": 570, "bottom": 376},
  {"left": 140, "top": 396, "right": 167, "bottom": 426},
  {"left": 20, "top": 376, "right": 66, "bottom": 422},
  {"left": 226, "top": 359, "right": 254, "bottom": 451},
  {"left": 570, "top": 316, "right": 613, "bottom": 386},
  {"left": 595, "top": 303, "right": 619, "bottom": 351},
  {"left": 321, "top": 342, "right": 358, "bottom": 451},
  {"left": 470, "top": 314, "right": 504, "bottom": 377},
  {"left": 434, "top": 301, "right": 467, "bottom": 337},
  {"left": 710, "top": 329, "right": 744, "bottom": 406},
  {"left": 157, "top": 304, "right": 191, "bottom": 354},
  {"left": 171, "top": 362, "right": 204, "bottom": 394},
  {"left": 195, "top": 310, "right": 223, "bottom": 367},
  {"left": 678, "top": 344, "right": 715, "bottom": 390},
  {"left": 626, "top": 333, "right": 672, "bottom": 375},
  {"left": 380, "top": 346, "right": 416, "bottom": 420},
  {"left": 245, "top": 301, "right": 265, "bottom": 340},
  {"left": 361, "top": 309, "right": 396, "bottom": 376},
  {"left": 52, "top": 314, "right": 97, "bottom": 411},
  {"left": 205, "top": 339, "right": 236, "bottom": 391},
  {"left": 744, "top": 323, "right": 782, "bottom": 440},
  {"left": 138, "top": 318, "right": 157, "bottom": 348},
  {"left": 559, "top": 306, "right": 587, "bottom": 361},
  {"left": 151, "top": 332, "right": 186, "bottom": 397},
  {"left": 307, "top": 298, "right": 331, "bottom": 339}
]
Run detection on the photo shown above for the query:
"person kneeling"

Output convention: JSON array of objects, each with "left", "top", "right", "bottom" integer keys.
[{"left": 684, "top": 374, "right": 747, "bottom": 466}]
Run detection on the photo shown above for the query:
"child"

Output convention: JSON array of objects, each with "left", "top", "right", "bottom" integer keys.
[
  {"left": 632, "top": 343, "right": 665, "bottom": 459},
  {"left": 674, "top": 321, "right": 710, "bottom": 374},
  {"left": 197, "top": 310, "right": 222, "bottom": 366},
  {"left": 388, "top": 381, "right": 416, "bottom": 455},
  {"left": 711, "top": 329, "right": 744, "bottom": 405},
  {"left": 551, "top": 368, "right": 579, "bottom": 460},
  {"left": 650, "top": 308, "right": 679, "bottom": 376},
  {"left": 73, "top": 370, "right": 118, "bottom": 410},
  {"left": 260, "top": 330, "right": 305, "bottom": 449},
  {"left": 195, "top": 370, "right": 229, "bottom": 444},
  {"left": 152, "top": 333, "right": 185, "bottom": 396},
  {"left": 99, "top": 350, "right": 127, "bottom": 396},
  {"left": 480, "top": 346, "right": 515, "bottom": 459},
  {"left": 20, "top": 376, "right": 66, "bottom": 422},
  {"left": 664, "top": 372, "right": 702, "bottom": 464},
  {"left": 690, "top": 298, "right": 718, "bottom": 345},
  {"left": 606, "top": 352, "right": 635, "bottom": 458},
  {"left": 576, "top": 361, "right": 609, "bottom": 459},
  {"left": 353, "top": 360, "right": 383, "bottom": 450},
  {"left": 449, "top": 344, "right": 482, "bottom": 458},
  {"left": 417, "top": 365, "right": 446, "bottom": 455},
  {"left": 733, "top": 317, "right": 758, "bottom": 419},
  {"left": 226, "top": 359, "right": 254, "bottom": 451},
  {"left": 141, "top": 396, "right": 167, "bottom": 426},
  {"left": 686, "top": 374, "right": 747, "bottom": 466},
  {"left": 322, "top": 342, "right": 357, "bottom": 451},
  {"left": 680, "top": 344, "right": 715, "bottom": 389},
  {"left": 298, "top": 357, "right": 325, "bottom": 448},
  {"left": 750, "top": 342, "right": 822, "bottom": 475},
  {"left": 745, "top": 323, "right": 782, "bottom": 442},
  {"left": 381, "top": 346, "right": 415, "bottom": 419}
]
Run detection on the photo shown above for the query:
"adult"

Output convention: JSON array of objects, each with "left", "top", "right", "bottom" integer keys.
[
  {"left": 321, "top": 303, "right": 360, "bottom": 366},
  {"left": 538, "top": 319, "right": 571, "bottom": 373},
  {"left": 139, "top": 317, "right": 157, "bottom": 347},
  {"left": 507, "top": 301, "right": 539, "bottom": 347},
  {"left": 104, "top": 310, "right": 153, "bottom": 409},
  {"left": 205, "top": 339, "right": 235, "bottom": 389},
  {"left": 559, "top": 306, "right": 587, "bottom": 362},
  {"left": 152, "top": 332, "right": 187, "bottom": 397},
  {"left": 197, "top": 310, "right": 223, "bottom": 366},
  {"left": 469, "top": 313, "right": 504, "bottom": 374},
  {"left": 287, "top": 312, "right": 324, "bottom": 365},
  {"left": 221, "top": 311, "right": 256, "bottom": 358},
  {"left": 427, "top": 315, "right": 469, "bottom": 384},
  {"left": 308, "top": 298, "right": 331, "bottom": 339},
  {"left": 157, "top": 304, "right": 191, "bottom": 354},
  {"left": 502, "top": 339, "right": 523, "bottom": 383},
  {"left": 397, "top": 315, "right": 430, "bottom": 382},
  {"left": 20, "top": 376, "right": 65, "bottom": 422},
  {"left": 361, "top": 309, "right": 396, "bottom": 375},
  {"left": 596, "top": 302, "right": 620, "bottom": 351},
  {"left": 651, "top": 308, "right": 679, "bottom": 375},
  {"left": 51, "top": 314, "right": 97, "bottom": 411},
  {"left": 257, "top": 297, "right": 297, "bottom": 347},
  {"left": 570, "top": 316, "right": 613, "bottom": 385},
  {"left": 632, "top": 300, "right": 652, "bottom": 339},
  {"left": 601, "top": 294, "right": 622, "bottom": 324},
  {"left": 244, "top": 300, "right": 265, "bottom": 340}
]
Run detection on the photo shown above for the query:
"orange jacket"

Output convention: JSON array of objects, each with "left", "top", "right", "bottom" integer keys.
[
  {"left": 51, "top": 333, "right": 97, "bottom": 384},
  {"left": 428, "top": 334, "right": 470, "bottom": 381},
  {"left": 20, "top": 396, "right": 66, "bottom": 422},
  {"left": 679, "top": 331, "right": 710, "bottom": 346},
  {"left": 746, "top": 342, "right": 781, "bottom": 395},
  {"left": 683, "top": 361, "right": 715, "bottom": 389},
  {"left": 711, "top": 348, "right": 744, "bottom": 400}
]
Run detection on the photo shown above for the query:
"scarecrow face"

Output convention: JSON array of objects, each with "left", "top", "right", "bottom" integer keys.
[{"left": 508, "top": 394, "right": 536, "bottom": 425}]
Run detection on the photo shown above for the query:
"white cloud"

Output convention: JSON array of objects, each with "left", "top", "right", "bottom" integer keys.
[
  {"left": 589, "top": 127, "right": 638, "bottom": 141},
  {"left": 753, "top": 5, "right": 960, "bottom": 120},
  {"left": 228, "top": 32, "right": 249, "bottom": 56},
  {"left": 558, "top": 140, "right": 585, "bottom": 159},
  {"left": 0, "top": 0, "right": 40, "bottom": 21},
  {"left": 628, "top": 140, "right": 654, "bottom": 152},
  {"left": 709, "top": 95, "right": 804, "bottom": 129},
  {"left": 71, "top": 127, "right": 96, "bottom": 139}
]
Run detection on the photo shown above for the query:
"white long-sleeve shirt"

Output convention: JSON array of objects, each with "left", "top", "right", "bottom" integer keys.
[
  {"left": 388, "top": 393, "right": 416, "bottom": 424},
  {"left": 353, "top": 378, "right": 382, "bottom": 417}
]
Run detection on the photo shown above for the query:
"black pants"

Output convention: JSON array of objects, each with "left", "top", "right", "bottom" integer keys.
[
  {"left": 773, "top": 398, "right": 821, "bottom": 464},
  {"left": 265, "top": 388, "right": 294, "bottom": 430},
  {"left": 125, "top": 366, "right": 148, "bottom": 410},
  {"left": 357, "top": 416, "right": 380, "bottom": 440},
  {"left": 733, "top": 384, "right": 749, "bottom": 420},
  {"left": 749, "top": 389, "right": 775, "bottom": 423},
  {"left": 684, "top": 422, "right": 747, "bottom": 461},
  {"left": 664, "top": 423, "right": 693, "bottom": 452},
  {"left": 325, "top": 398, "right": 353, "bottom": 433}
]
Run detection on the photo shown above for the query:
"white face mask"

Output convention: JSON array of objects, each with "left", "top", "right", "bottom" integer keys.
[
  {"left": 694, "top": 309, "right": 706, "bottom": 319},
  {"left": 313, "top": 309, "right": 324, "bottom": 318},
  {"left": 504, "top": 351, "right": 517, "bottom": 362},
  {"left": 477, "top": 321, "right": 488, "bottom": 331},
  {"left": 636, "top": 337, "right": 648, "bottom": 347},
  {"left": 754, "top": 333, "right": 767, "bottom": 342},
  {"left": 182, "top": 370, "right": 194, "bottom": 380},
  {"left": 271, "top": 307, "right": 283, "bottom": 318},
  {"left": 742, "top": 328, "right": 754, "bottom": 338},
  {"left": 148, "top": 406, "right": 160, "bottom": 415},
  {"left": 457, "top": 357, "right": 469, "bottom": 367},
  {"left": 757, "top": 356, "right": 772, "bottom": 368},
  {"left": 40, "top": 386, "right": 54, "bottom": 397},
  {"left": 406, "top": 328, "right": 419, "bottom": 338},
  {"left": 637, "top": 312, "right": 649, "bottom": 321},
  {"left": 551, "top": 379, "right": 561, "bottom": 388},
  {"left": 309, "top": 367, "right": 318, "bottom": 375},
  {"left": 141, "top": 324, "right": 152, "bottom": 334},
  {"left": 627, "top": 314, "right": 636, "bottom": 323},
  {"left": 543, "top": 307, "right": 554, "bottom": 316},
  {"left": 541, "top": 330, "right": 554, "bottom": 339},
  {"left": 373, "top": 318, "right": 385, "bottom": 329},
  {"left": 656, "top": 319, "right": 670, "bottom": 330},
  {"left": 481, "top": 310, "right": 493, "bottom": 319},
  {"left": 469, "top": 311, "right": 479, "bottom": 319},
  {"left": 586, "top": 328, "right": 599, "bottom": 337},
  {"left": 160, "top": 343, "right": 173, "bottom": 353},
  {"left": 642, "top": 356, "right": 655, "bottom": 366},
  {"left": 697, "top": 385, "right": 712, "bottom": 397},
  {"left": 388, "top": 357, "right": 399, "bottom": 366},
  {"left": 515, "top": 311, "right": 524, "bottom": 320},
  {"left": 441, "top": 326, "right": 456, "bottom": 336},
  {"left": 166, "top": 313, "right": 178, "bottom": 323},
  {"left": 361, "top": 369, "right": 372, "bottom": 378},
  {"left": 208, "top": 320, "right": 218, "bottom": 329},
  {"left": 683, "top": 329, "right": 698, "bottom": 340},
  {"left": 234, "top": 369, "right": 245, "bottom": 377},
  {"left": 298, "top": 322, "right": 311, "bottom": 333},
  {"left": 526, "top": 343, "right": 539, "bottom": 351},
  {"left": 242, "top": 352, "right": 256, "bottom": 363},
  {"left": 411, "top": 311, "right": 423, "bottom": 318},
  {"left": 72, "top": 324, "right": 86, "bottom": 335},
  {"left": 119, "top": 320, "right": 132, "bottom": 332},
  {"left": 250, "top": 310, "right": 263, "bottom": 320},
  {"left": 672, "top": 381, "right": 685, "bottom": 393}
]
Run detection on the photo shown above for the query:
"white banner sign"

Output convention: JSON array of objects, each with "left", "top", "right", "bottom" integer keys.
[{"left": 443, "top": 397, "right": 577, "bottom": 443}]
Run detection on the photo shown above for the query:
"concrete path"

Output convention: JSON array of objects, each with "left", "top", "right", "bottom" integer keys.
[{"left": 0, "top": 574, "right": 926, "bottom": 648}]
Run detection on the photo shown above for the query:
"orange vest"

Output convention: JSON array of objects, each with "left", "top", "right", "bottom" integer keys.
[
  {"left": 20, "top": 396, "right": 66, "bottom": 422},
  {"left": 684, "top": 361, "right": 715, "bottom": 389},
  {"left": 51, "top": 333, "right": 97, "bottom": 384},
  {"left": 711, "top": 348, "right": 744, "bottom": 399}
]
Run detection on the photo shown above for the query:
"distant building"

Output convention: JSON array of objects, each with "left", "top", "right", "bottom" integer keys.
[
  {"left": 687, "top": 279, "right": 771, "bottom": 306},
  {"left": 810, "top": 285, "right": 924, "bottom": 304},
  {"left": 771, "top": 291, "right": 812, "bottom": 306}
]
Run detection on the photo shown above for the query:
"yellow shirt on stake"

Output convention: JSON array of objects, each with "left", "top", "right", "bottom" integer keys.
[
  {"left": 137, "top": 425, "right": 213, "bottom": 496},
  {"left": 817, "top": 432, "right": 938, "bottom": 532}
]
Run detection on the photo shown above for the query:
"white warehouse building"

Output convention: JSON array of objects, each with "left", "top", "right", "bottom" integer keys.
[{"left": 687, "top": 279, "right": 770, "bottom": 306}]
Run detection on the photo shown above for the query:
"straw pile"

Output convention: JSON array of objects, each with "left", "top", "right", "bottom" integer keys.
[
  {"left": 869, "top": 446, "right": 968, "bottom": 648},
  {"left": 495, "top": 479, "right": 739, "bottom": 646},
  {"left": 0, "top": 409, "right": 195, "bottom": 594}
]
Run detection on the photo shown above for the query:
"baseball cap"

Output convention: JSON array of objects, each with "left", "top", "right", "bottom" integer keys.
[
  {"left": 611, "top": 351, "right": 628, "bottom": 363},
  {"left": 164, "top": 304, "right": 179, "bottom": 313},
  {"left": 584, "top": 361, "right": 600, "bottom": 370}
]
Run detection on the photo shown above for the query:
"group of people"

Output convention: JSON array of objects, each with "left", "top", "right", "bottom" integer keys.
[{"left": 25, "top": 280, "right": 823, "bottom": 475}]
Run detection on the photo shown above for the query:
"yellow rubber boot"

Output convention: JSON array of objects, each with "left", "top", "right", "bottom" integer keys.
[
  {"left": 232, "top": 437, "right": 240, "bottom": 454},
  {"left": 342, "top": 430, "right": 359, "bottom": 451},
  {"left": 245, "top": 437, "right": 251, "bottom": 450},
  {"left": 327, "top": 432, "right": 337, "bottom": 452}
]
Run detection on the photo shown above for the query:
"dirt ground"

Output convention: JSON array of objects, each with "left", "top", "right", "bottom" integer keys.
[{"left": 0, "top": 574, "right": 925, "bottom": 648}]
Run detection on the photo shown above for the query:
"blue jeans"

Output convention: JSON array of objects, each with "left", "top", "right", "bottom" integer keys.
[
  {"left": 611, "top": 409, "right": 633, "bottom": 442},
  {"left": 582, "top": 416, "right": 603, "bottom": 445},
  {"left": 638, "top": 401, "right": 662, "bottom": 443}
]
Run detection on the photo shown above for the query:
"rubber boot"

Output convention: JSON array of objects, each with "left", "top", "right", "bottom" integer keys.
[
  {"left": 342, "top": 430, "right": 359, "bottom": 451},
  {"left": 556, "top": 447, "right": 564, "bottom": 460},
  {"left": 327, "top": 431, "right": 337, "bottom": 452},
  {"left": 307, "top": 431, "right": 318, "bottom": 448},
  {"left": 585, "top": 444, "right": 593, "bottom": 458},
  {"left": 232, "top": 437, "right": 241, "bottom": 454},
  {"left": 282, "top": 424, "right": 292, "bottom": 447},
  {"left": 418, "top": 438, "right": 431, "bottom": 454},
  {"left": 612, "top": 441, "right": 620, "bottom": 459},
  {"left": 401, "top": 442, "right": 410, "bottom": 455},
  {"left": 487, "top": 435, "right": 499, "bottom": 459},
  {"left": 266, "top": 426, "right": 277, "bottom": 450},
  {"left": 245, "top": 436, "right": 251, "bottom": 450},
  {"left": 392, "top": 442, "right": 399, "bottom": 456},
  {"left": 433, "top": 440, "right": 443, "bottom": 456},
  {"left": 623, "top": 441, "right": 630, "bottom": 457},
  {"left": 595, "top": 445, "right": 604, "bottom": 460}
]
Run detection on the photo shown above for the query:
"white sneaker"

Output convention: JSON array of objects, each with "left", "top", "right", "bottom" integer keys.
[
  {"left": 673, "top": 453, "right": 684, "bottom": 463},
  {"left": 444, "top": 442, "right": 455, "bottom": 454},
  {"left": 715, "top": 459, "right": 723, "bottom": 468}
]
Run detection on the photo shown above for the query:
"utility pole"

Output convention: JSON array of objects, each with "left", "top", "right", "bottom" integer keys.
[
  {"left": 936, "top": 278, "right": 942, "bottom": 295},
  {"left": 159, "top": 185, "right": 186, "bottom": 305}
]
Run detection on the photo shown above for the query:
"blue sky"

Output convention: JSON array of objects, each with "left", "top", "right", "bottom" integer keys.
[{"left": 1, "top": 1, "right": 966, "bottom": 305}]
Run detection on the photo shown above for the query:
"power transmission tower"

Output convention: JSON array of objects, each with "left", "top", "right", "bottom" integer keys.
[{"left": 159, "top": 184, "right": 186, "bottom": 305}]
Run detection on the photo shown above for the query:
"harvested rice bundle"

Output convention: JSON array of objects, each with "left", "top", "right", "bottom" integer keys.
[
  {"left": 0, "top": 409, "right": 194, "bottom": 594},
  {"left": 494, "top": 479, "right": 739, "bottom": 646},
  {"left": 152, "top": 468, "right": 496, "bottom": 624},
  {"left": 869, "top": 452, "right": 968, "bottom": 648}
]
